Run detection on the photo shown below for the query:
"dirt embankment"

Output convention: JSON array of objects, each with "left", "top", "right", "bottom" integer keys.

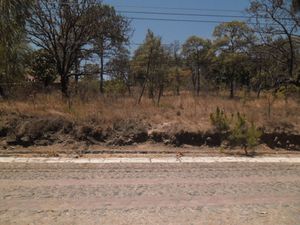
[{"left": 0, "top": 112, "right": 299, "bottom": 151}]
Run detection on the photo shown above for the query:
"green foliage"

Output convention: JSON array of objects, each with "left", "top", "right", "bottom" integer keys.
[
  {"left": 210, "top": 108, "right": 262, "bottom": 150},
  {"left": 246, "top": 122, "right": 262, "bottom": 148},
  {"left": 0, "top": 0, "right": 32, "bottom": 40},
  {"left": 212, "top": 21, "right": 254, "bottom": 98},
  {"left": 29, "top": 49, "right": 57, "bottom": 87},
  {"left": 182, "top": 36, "right": 212, "bottom": 95},
  {"left": 106, "top": 46, "right": 132, "bottom": 91},
  {"left": 209, "top": 107, "right": 230, "bottom": 133},
  {"left": 77, "top": 79, "right": 99, "bottom": 99},
  {"left": 104, "top": 79, "right": 127, "bottom": 95},
  {"left": 182, "top": 36, "right": 211, "bottom": 63},
  {"left": 0, "top": 41, "right": 28, "bottom": 82},
  {"left": 132, "top": 30, "right": 167, "bottom": 80},
  {"left": 132, "top": 29, "right": 170, "bottom": 103},
  {"left": 0, "top": 0, "right": 32, "bottom": 83},
  {"left": 229, "top": 112, "right": 248, "bottom": 147}
]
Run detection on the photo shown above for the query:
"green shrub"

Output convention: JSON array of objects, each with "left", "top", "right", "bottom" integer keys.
[
  {"left": 104, "top": 79, "right": 127, "bottom": 95},
  {"left": 209, "top": 107, "right": 230, "bottom": 133},
  {"left": 229, "top": 112, "right": 248, "bottom": 147},
  {"left": 246, "top": 122, "right": 262, "bottom": 149},
  {"left": 210, "top": 108, "right": 262, "bottom": 155}
]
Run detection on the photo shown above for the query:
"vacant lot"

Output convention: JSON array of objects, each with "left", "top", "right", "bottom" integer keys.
[{"left": 0, "top": 92, "right": 299, "bottom": 154}]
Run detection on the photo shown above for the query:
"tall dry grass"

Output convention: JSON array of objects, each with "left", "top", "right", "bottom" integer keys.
[{"left": 0, "top": 91, "right": 299, "bottom": 131}]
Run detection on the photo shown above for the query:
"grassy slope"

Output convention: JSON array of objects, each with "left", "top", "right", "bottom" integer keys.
[{"left": 1, "top": 92, "right": 299, "bottom": 133}]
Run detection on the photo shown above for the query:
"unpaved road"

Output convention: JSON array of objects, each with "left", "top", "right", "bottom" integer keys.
[{"left": 0, "top": 161, "right": 300, "bottom": 225}]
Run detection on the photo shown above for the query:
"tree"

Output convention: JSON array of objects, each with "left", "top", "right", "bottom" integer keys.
[
  {"left": 293, "top": 0, "right": 300, "bottom": 12},
  {"left": 83, "top": 63, "right": 99, "bottom": 80},
  {"left": 167, "top": 41, "right": 183, "bottom": 95},
  {"left": 27, "top": 0, "right": 98, "bottom": 98},
  {"left": 106, "top": 46, "right": 132, "bottom": 95},
  {"left": 131, "top": 30, "right": 168, "bottom": 104},
  {"left": 182, "top": 36, "right": 211, "bottom": 96},
  {"left": 247, "top": 41, "right": 289, "bottom": 98},
  {"left": 213, "top": 21, "right": 254, "bottom": 98},
  {"left": 0, "top": 0, "right": 33, "bottom": 97},
  {"left": 0, "top": 38, "right": 29, "bottom": 97},
  {"left": 29, "top": 49, "right": 57, "bottom": 87},
  {"left": 248, "top": 0, "right": 300, "bottom": 88},
  {"left": 91, "top": 5, "right": 130, "bottom": 94}
]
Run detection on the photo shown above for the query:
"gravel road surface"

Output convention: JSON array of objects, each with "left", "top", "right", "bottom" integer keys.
[{"left": 0, "top": 161, "right": 300, "bottom": 225}]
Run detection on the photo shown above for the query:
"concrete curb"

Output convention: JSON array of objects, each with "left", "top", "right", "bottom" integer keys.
[{"left": 0, "top": 157, "right": 300, "bottom": 164}]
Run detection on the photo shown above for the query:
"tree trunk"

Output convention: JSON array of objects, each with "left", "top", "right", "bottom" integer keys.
[
  {"left": 257, "top": 85, "right": 262, "bottom": 99},
  {"left": 191, "top": 70, "right": 196, "bottom": 94},
  {"left": 61, "top": 75, "right": 69, "bottom": 98},
  {"left": 157, "top": 84, "right": 164, "bottom": 106},
  {"left": 287, "top": 34, "right": 294, "bottom": 80},
  {"left": 148, "top": 83, "right": 154, "bottom": 99},
  {"left": 0, "top": 85, "right": 6, "bottom": 99},
  {"left": 256, "top": 64, "right": 262, "bottom": 99},
  {"left": 192, "top": 77, "right": 196, "bottom": 93},
  {"left": 138, "top": 48, "right": 152, "bottom": 104},
  {"left": 75, "top": 74, "right": 79, "bottom": 94},
  {"left": 4, "top": 53, "right": 10, "bottom": 96},
  {"left": 175, "top": 68, "right": 180, "bottom": 96},
  {"left": 196, "top": 65, "right": 200, "bottom": 96},
  {"left": 230, "top": 79, "right": 234, "bottom": 99},
  {"left": 229, "top": 68, "right": 235, "bottom": 99},
  {"left": 44, "top": 76, "right": 50, "bottom": 88},
  {"left": 138, "top": 80, "right": 147, "bottom": 104},
  {"left": 176, "top": 83, "right": 180, "bottom": 96},
  {"left": 126, "top": 84, "right": 131, "bottom": 96},
  {"left": 99, "top": 50, "right": 104, "bottom": 94},
  {"left": 74, "top": 59, "right": 79, "bottom": 94}
]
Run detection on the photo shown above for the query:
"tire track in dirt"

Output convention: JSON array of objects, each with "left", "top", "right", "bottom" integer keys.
[
  {"left": 0, "top": 162, "right": 300, "bottom": 224},
  {"left": 1, "top": 194, "right": 300, "bottom": 211}
]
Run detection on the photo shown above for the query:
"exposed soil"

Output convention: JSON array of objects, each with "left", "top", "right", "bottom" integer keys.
[
  {"left": 0, "top": 162, "right": 300, "bottom": 224},
  {"left": 0, "top": 112, "right": 299, "bottom": 154}
]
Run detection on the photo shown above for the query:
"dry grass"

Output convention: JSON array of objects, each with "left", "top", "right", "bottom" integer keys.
[{"left": 0, "top": 91, "right": 299, "bottom": 132}]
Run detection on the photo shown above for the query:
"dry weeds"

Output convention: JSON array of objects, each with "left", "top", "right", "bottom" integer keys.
[{"left": 1, "top": 91, "right": 299, "bottom": 133}]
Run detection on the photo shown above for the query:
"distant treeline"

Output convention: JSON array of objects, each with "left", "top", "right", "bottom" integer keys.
[{"left": 0, "top": 0, "right": 300, "bottom": 102}]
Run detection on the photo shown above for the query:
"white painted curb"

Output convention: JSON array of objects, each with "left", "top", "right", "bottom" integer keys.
[{"left": 0, "top": 157, "right": 300, "bottom": 164}]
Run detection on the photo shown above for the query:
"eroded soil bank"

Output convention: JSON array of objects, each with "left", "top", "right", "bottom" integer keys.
[{"left": 0, "top": 112, "right": 299, "bottom": 154}]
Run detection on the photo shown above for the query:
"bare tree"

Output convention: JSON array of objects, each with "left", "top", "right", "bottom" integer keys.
[
  {"left": 27, "top": 0, "right": 97, "bottom": 98},
  {"left": 248, "top": 0, "right": 300, "bottom": 88}
]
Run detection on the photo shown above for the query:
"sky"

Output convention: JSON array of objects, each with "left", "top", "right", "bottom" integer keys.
[{"left": 103, "top": 0, "right": 251, "bottom": 51}]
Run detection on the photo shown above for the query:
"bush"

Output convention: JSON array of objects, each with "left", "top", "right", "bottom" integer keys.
[
  {"left": 209, "top": 107, "right": 230, "bottom": 133},
  {"left": 246, "top": 122, "right": 262, "bottom": 149},
  {"left": 104, "top": 79, "right": 127, "bottom": 96},
  {"left": 229, "top": 112, "right": 247, "bottom": 147},
  {"left": 210, "top": 108, "right": 262, "bottom": 155},
  {"left": 229, "top": 113, "right": 262, "bottom": 151}
]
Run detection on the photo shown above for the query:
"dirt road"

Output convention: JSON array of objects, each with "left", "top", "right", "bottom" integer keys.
[{"left": 0, "top": 161, "right": 300, "bottom": 225}]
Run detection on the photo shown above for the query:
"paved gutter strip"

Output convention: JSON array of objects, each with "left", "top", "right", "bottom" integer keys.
[
  {"left": 151, "top": 157, "right": 181, "bottom": 163},
  {"left": 0, "top": 157, "right": 300, "bottom": 164}
]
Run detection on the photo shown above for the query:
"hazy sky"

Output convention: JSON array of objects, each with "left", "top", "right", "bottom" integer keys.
[{"left": 104, "top": 0, "right": 251, "bottom": 50}]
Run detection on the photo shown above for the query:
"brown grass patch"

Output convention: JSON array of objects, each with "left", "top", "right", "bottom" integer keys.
[{"left": 1, "top": 91, "right": 299, "bottom": 133}]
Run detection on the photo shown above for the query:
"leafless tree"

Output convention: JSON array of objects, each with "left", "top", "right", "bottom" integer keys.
[
  {"left": 27, "top": 0, "right": 98, "bottom": 97},
  {"left": 248, "top": 0, "right": 300, "bottom": 88}
]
